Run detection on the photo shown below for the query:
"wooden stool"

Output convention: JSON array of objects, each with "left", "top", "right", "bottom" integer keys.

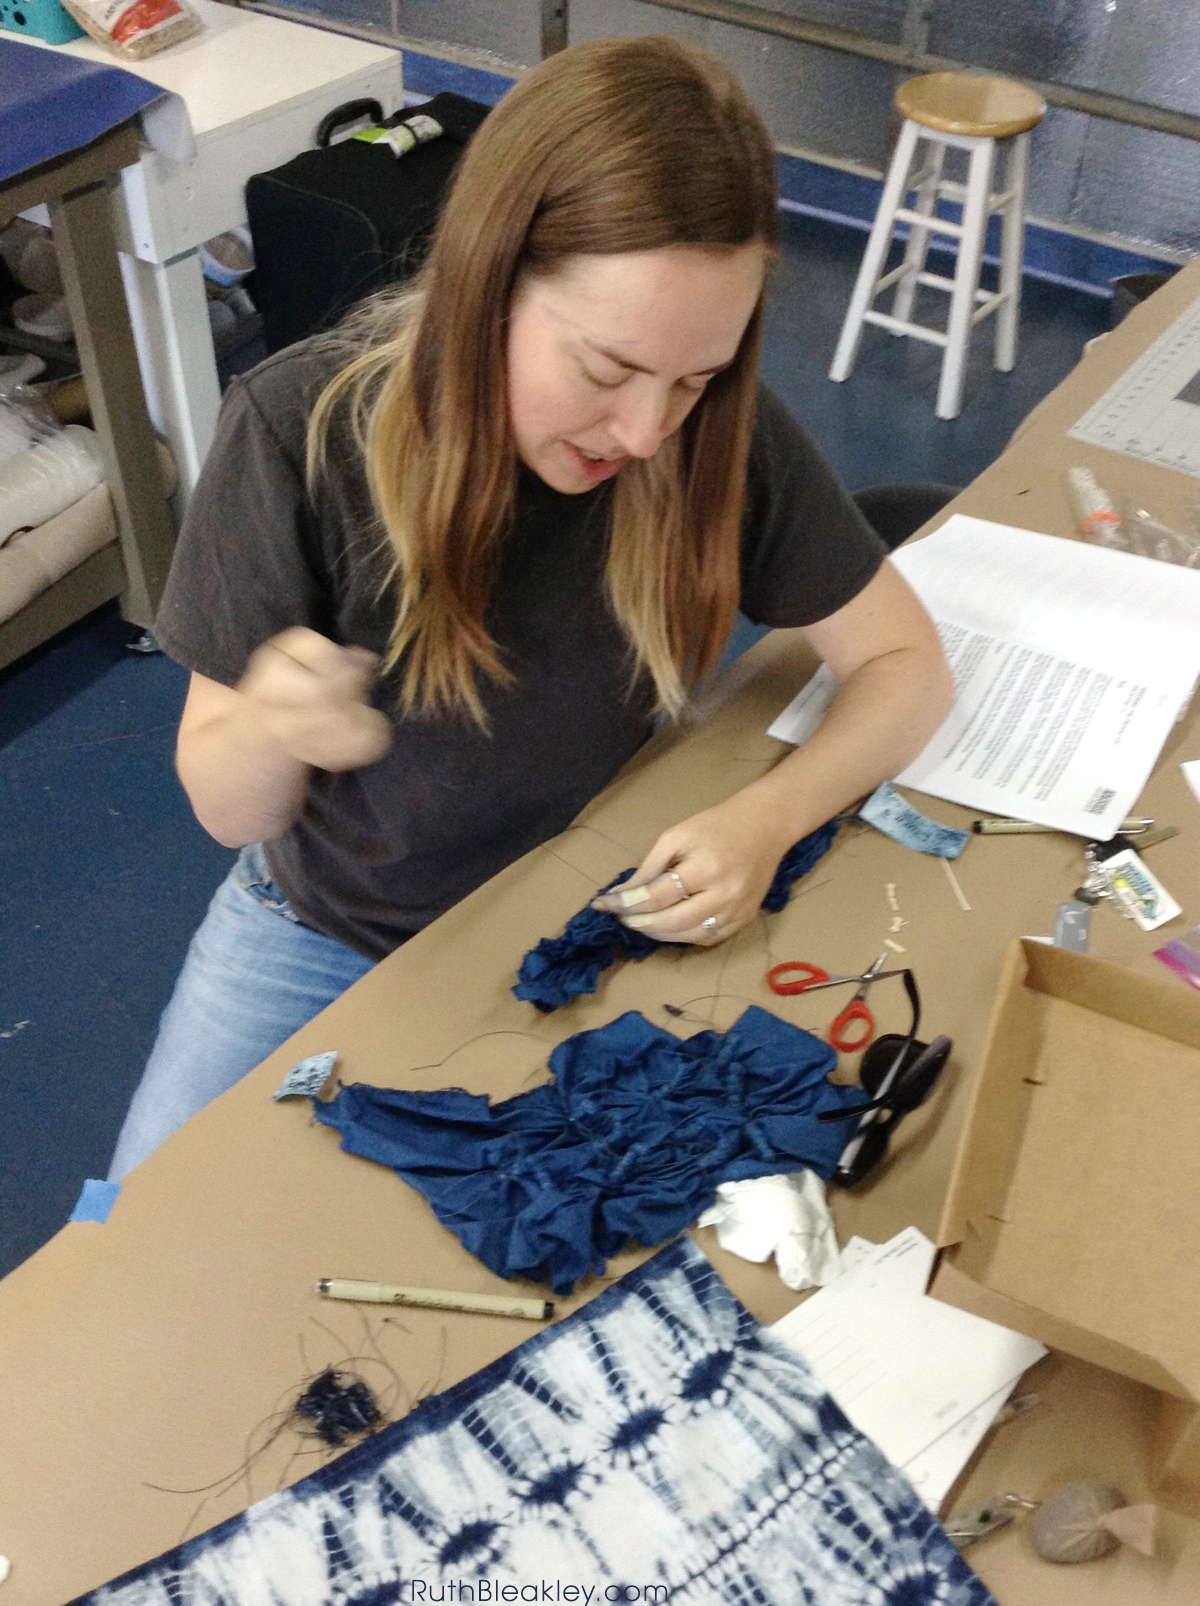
[{"left": 829, "top": 72, "right": 1046, "bottom": 419}]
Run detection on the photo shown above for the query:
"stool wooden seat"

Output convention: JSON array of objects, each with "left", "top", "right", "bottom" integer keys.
[
  {"left": 896, "top": 72, "right": 1046, "bottom": 140},
  {"left": 829, "top": 71, "right": 1047, "bottom": 419}
]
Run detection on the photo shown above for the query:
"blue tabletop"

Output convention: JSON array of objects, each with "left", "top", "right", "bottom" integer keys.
[{"left": 0, "top": 37, "right": 163, "bottom": 185}]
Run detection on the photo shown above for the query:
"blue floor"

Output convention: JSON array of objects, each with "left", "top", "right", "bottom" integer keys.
[{"left": 0, "top": 209, "right": 1110, "bottom": 1278}]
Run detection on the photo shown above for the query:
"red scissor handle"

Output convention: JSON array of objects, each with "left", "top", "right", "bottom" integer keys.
[
  {"left": 767, "top": 961, "right": 830, "bottom": 996},
  {"left": 830, "top": 998, "right": 874, "bottom": 1053}
]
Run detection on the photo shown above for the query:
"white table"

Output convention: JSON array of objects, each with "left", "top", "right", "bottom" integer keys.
[{"left": 29, "top": 0, "right": 403, "bottom": 509}]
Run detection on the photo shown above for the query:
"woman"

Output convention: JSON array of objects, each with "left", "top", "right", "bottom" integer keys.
[{"left": 109, "top": 35, "right": 951, "bottom": 1179}]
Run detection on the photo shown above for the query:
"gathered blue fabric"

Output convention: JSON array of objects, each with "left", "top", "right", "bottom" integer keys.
[
  {"left": 513, "top": 819, "right": 839, "bottom": 1012},
  {"left": 760, "top": 820, "right": 839, "bottom": 909},
  {"left": 310, "top": 1004, "right": 865, "bottom": 1294}
]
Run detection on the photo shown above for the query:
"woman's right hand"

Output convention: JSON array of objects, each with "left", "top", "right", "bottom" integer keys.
[
  {"left": 236, "top": 627, "right": 391, "bottom": 772},
  {"left": 176, "top": 630, "right": 391, "bottom": 848}
]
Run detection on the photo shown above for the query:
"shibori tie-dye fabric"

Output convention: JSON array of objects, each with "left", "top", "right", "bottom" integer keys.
[
  {"left": 76, "top": 1240, "right": 992, "bottom": 1606},
  {"left": 306, "top": 1006, "right": 864, "bottom": 1294}
]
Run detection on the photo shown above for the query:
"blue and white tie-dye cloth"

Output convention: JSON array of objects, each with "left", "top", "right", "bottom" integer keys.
[{"left": 77, "top": 1239, "right": 993, "bottom": 1606}]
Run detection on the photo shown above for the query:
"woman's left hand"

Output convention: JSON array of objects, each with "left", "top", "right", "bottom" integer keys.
[
  {"left": 590, "top": 560, "right": 954, "bottom": 947},
  {"left": 590, "top": 791, "right": 790, "bottom": 944}
]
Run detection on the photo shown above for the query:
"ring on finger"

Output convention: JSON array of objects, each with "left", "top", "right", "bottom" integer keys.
[
  {"left": 669, "top": 869, "right": 688, "bottom": 900},
  {"left": 702, "top": 916, "right": 720, "bottom": 938}
]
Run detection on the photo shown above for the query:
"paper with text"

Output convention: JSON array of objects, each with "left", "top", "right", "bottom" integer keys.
[{"left": 768, "top": 516, "right": 1200, "bottom": 839}]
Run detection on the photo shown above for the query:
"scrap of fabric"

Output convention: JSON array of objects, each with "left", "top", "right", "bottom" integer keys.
[
  {"left": 76, "top": 1238, "right": 994, "bottom": 1606},
  {"left": 513, "top": 821, "right": 839, "bottom": 1011},
  {"left": 309, "top": 1005, "right": 866, "bottom": 1293}
]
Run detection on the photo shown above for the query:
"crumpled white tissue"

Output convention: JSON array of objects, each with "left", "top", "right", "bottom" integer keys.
[{"left": 697, "top": 1170, "right": 843, "bottom": 1290}]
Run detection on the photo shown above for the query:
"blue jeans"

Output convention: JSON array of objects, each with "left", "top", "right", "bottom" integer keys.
[{"left": 108, "top": 844, "right": 374, "bottom": 1180}]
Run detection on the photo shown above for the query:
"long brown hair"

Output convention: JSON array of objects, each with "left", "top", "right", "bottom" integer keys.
[{"left": 309, "top": 35, "right": 780, "bottom": 723}]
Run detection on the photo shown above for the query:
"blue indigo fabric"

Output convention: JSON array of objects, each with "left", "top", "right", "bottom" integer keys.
[
  {"left": 77, "top": 1239, "right": 995, "bottom": 1606},
  {"left": 513, "top": 821, "right": 839, "bottom": 1011},
  {"left": 760, "top": 820, "right": 839, "bottom": 911},
  {"left": 309, "top": 1006, "right": 865, "bottom": 1294}
]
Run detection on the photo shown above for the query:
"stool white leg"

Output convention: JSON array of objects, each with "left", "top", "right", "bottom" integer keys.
[
  {"left": 829, "top": 118, "right": 920, "bottom": 382},
  {"left": 995, "top": 131, "right": 1030, "bottom": 372},
  {"left": 937, "top": 136, "right": 995, "bottom": 420},
  {"left": 891, "top": 136, "right": 945, "bottom": 330}
]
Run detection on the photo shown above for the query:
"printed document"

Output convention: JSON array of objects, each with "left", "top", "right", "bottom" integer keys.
[
  {"left": 768, "top": 516, "right": 1200, "bottom": 840},
  {"left": 771, "top": 1227, "right": 1045, "bottom": 1509}
]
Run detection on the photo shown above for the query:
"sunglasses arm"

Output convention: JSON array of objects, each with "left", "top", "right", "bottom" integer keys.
[{"left": 817, "top": 1092, "right": 889, "bottom": 1123}]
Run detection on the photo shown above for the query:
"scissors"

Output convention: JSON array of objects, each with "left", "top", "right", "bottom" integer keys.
[{"left": 766, "top": 951, "right": 900, "bottom": 1052}]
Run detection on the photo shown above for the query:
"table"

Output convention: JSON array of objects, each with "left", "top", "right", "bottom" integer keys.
[
  {"left": 2, "top": 263, "right": 1199, "bottom": 1605},
  {"left": 0, "top": 76, "right": 175, "bottom": 663},
  {"left": 26, "top": 0, "right": 403, "bottom": 509}
]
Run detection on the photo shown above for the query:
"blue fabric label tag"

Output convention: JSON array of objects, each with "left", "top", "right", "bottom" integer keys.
[
  {"left": 69, "top": 1178, "right": 120, "bottom": 1224},
  {"left": 860, "top": 782, "right": 971, "bottom": 859}
]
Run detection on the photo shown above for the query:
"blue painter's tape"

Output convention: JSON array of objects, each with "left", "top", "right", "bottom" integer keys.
[
  {"left": 69, "top": 1178, "right": 120, "bottom": 1224},
  {"left": 860, "top": 782, "right": 972, "bottom": 860}
]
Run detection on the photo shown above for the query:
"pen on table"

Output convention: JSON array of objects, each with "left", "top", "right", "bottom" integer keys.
[
  {"left": 317, "top": 1278, "right": 554, "bottom": 1321},
  {"left": 972, "top": 816, "right": 1153, "bottom": 836}
]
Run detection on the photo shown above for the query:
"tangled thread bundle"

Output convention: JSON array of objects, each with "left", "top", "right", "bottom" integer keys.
[{"left": 294, "top": 1368, "right": 382, "bottom": 1448}]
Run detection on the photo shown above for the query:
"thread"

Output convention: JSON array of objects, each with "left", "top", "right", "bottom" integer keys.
[
  {"left": 397, "top": 1027, "right": 558, "bottom": 1088},
  {"left": 293, "top": 1367, "right": 381, "bottom": 1446},
  {"left": 663, "top": 991, "right": 766, "bottom": 1025},
  {"left": 144, "top": 1314, "right": 408, "bottom": 1543}
]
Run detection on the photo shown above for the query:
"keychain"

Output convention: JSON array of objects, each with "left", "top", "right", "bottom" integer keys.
[
  {"left": 1079, "top": 828, "right": 1182, "bottom": 933},
  {"left": 945, "top": 1492, "right": 1038, "bottom": 1548}
]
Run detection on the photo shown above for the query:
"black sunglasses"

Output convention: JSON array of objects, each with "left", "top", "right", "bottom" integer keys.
[{"left": 815, "top": 968, "right": 951, "bottom": 1186}]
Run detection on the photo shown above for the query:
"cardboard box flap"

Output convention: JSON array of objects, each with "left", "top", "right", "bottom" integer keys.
[
  {"left": 1019, "top": 941, "right": 1200, "bottom": 1047},
  {"left": 937, "top": 940, "right": 1045, "bottom": 1247},
  {"left": 930, "top": 1255, "right": 1189, "bottom": 1400},
  {"left": 936, "top": 940, "right": 1200, "bottom": 1405}
]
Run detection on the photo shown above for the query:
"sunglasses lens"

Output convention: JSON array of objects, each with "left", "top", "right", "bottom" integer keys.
[
  {"left": 860, "top": 1033, "right": 950, "bottom": 1111},
  {"left": 859, "top": 1033, "right": 912, "bottom": 1097},
  {"left": 894, "top": 1035, "right": 951, "bottom": 1110}
]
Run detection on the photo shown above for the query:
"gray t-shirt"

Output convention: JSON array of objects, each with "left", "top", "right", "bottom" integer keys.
[{"left": 156, "top": 342, "right": 884, "bottom": 959}]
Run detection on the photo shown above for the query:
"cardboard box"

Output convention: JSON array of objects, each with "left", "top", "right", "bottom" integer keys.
[{"left": 930, "top": 938, "right": 1200, "bottom": 1513}]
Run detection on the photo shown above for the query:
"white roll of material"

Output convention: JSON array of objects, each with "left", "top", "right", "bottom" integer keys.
[{"left": 0, "top": 425, "right": 106, "bottom": 547}]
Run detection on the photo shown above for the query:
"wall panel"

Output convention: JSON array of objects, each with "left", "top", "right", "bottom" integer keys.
[{"left": 253, "top": 0, "right": 1198, "bottom": 256}]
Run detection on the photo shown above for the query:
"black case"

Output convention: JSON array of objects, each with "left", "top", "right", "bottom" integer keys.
[{"left": 245, "top": 93, "right": 490, "bottom": 354}]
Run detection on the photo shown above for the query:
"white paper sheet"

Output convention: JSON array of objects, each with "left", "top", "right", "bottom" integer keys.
[
  {"left": 768, "top": 663, "right": 838, "bottom": 748},
  {"left": 768, "top": 516, "right": 1200, "bottom": 840},
  {"left": 901, "top": 1381, "right": 1016, "bottom": 1509},
  {"left": 770, "top": 1227, "right": 1045, "bottom": 1507},
  {"left": 794, "top": 1236, "right": 1015, "bottom": 1507}
]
